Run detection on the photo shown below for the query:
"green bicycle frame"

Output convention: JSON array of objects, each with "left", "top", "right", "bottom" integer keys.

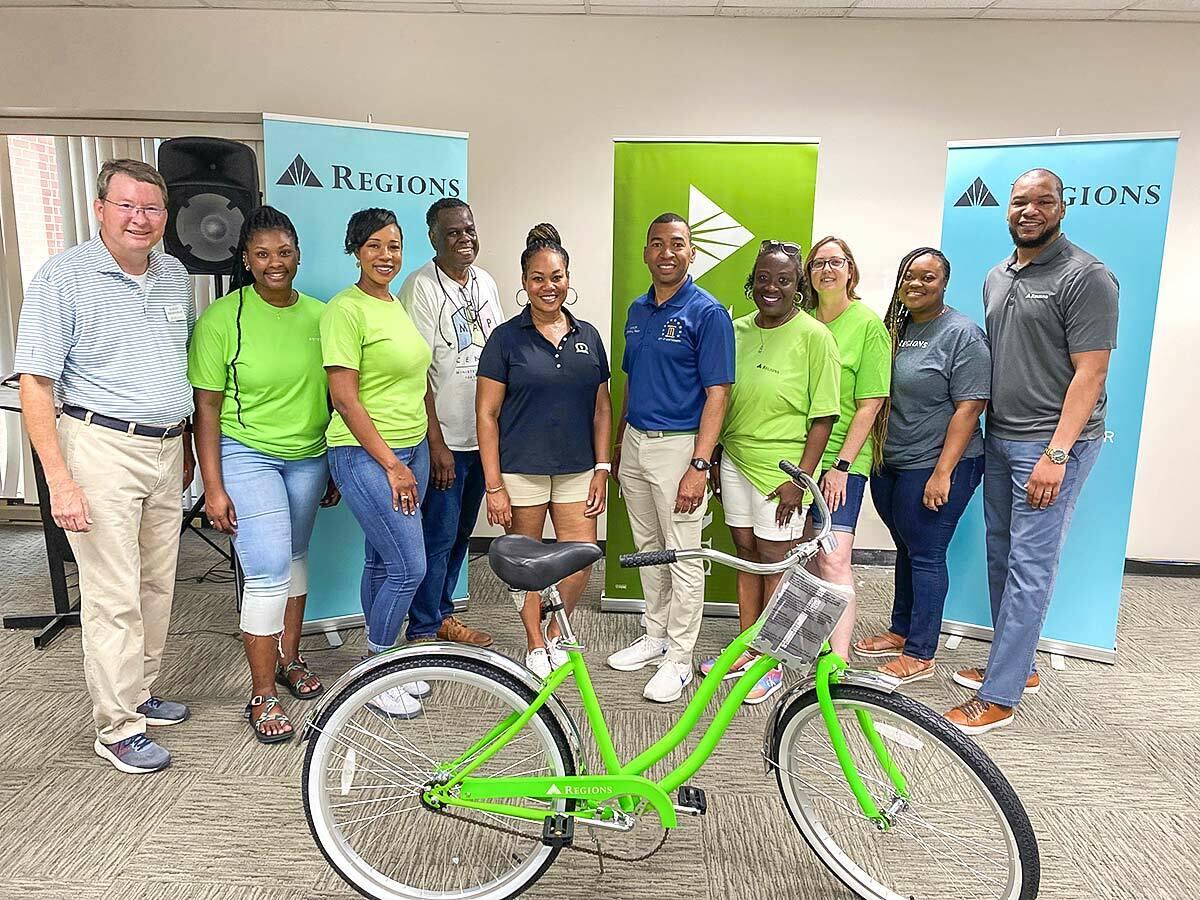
[{"left": 427, "top": 620, "right": 909, "bottom": 830}]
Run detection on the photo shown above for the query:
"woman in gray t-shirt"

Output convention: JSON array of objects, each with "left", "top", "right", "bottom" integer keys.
[{"left": 854, "top": 248, "right": 990, "bottom": 684}]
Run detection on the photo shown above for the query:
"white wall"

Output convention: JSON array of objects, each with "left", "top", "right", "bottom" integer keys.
[{"left": 1, "top": 10, "right": 1197, "bottom": 559}]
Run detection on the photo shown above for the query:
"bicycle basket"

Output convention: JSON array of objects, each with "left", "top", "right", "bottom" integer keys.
[{"left": 750, "top": 564, "right": 851, "bottom": 670}]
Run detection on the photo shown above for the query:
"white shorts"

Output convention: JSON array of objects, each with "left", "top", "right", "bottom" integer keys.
[
  {"left": 503, "top": 470, "right": 592, "bottom": 506},
  {"left": 719, "top": 455, "right": 806, "bottom": 542}
]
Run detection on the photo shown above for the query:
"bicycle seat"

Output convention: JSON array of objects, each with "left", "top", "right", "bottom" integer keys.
[{"left": 488, "top": 535, "right": 603, "bottom": 592}]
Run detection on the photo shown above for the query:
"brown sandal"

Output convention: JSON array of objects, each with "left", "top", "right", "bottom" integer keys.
[
  {"left": 877, "top": 655, "right": 937, "bottom": 685},
  {"left": 853, "top": 631, "right": 906, "bottom": 658}
]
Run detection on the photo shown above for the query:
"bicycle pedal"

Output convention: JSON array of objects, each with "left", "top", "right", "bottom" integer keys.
[
  {"left": 676, "top": 785, "right": 707, "bottom": 816},
  {"left": 541, "top": 814, "right": 574, "bottom": 848}
]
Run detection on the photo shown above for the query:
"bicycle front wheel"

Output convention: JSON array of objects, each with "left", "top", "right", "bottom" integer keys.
[
  {"left": 302, "top": 655, "right": 575, "bottom": 900},
  {"left": 771, "top": 684, "right": 1039, "bottom": 900}
]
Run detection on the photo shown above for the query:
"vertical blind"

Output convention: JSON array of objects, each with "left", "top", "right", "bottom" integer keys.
[{"left": 0, "top": 115, "right": 265, "bottom": 502}]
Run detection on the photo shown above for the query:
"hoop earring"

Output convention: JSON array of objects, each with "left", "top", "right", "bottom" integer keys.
[
  {"left": 566, "top": 287, "right": 579, "bottom": 307},
  {"left": 515, "top": 288, "right": 529, "bottom": 307}
]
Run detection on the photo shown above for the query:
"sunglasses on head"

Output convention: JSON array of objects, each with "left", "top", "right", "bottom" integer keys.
[{"left": 760, "top": 240, "right": 802, "bottom": 257}]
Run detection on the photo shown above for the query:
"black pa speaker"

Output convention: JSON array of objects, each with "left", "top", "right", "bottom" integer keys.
[{"left": 158, "top": 137, "right": 260, "bottom": 275}]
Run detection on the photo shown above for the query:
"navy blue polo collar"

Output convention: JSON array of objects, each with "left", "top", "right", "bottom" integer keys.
[
  {"left": 518, "top": 304, "right": 581, "bottom": 334},
  {"left": 639, "top": 275, "right": 697, "bottom": 310},
  {"left": 1005, "top": 233, "right": 1070, "bottom": 271}
]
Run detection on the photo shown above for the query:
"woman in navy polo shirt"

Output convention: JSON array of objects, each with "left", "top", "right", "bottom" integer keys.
[{"left": 476, "top": 224, "right": 612, "bottom": 678}]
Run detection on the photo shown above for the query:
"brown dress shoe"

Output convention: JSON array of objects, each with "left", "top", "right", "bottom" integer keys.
[
  {"left": 437, "top": 615, "right": 494, "bottom": 648},
  {"left": 944, "top": 697, "right": 1014, "bottom": 735},
  {"left": 952, "top": 667, "right": 1040, "bottom": 695}
]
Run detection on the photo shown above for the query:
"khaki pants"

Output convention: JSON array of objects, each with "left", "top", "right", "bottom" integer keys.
[
  {"left": 618, "top": 427, "right": 706, "bottom": 663},
  {"left": 58, "top": 414, "right": 183, "bottom": 744}
]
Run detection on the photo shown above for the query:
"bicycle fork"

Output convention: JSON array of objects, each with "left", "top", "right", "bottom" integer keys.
[{"left": 813, "top": 651, "right": 910, "bottom": 831}]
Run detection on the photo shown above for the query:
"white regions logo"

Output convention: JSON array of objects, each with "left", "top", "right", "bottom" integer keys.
[
  {"left": 575, "top": 342, "right": 590, "bottom": 354},
  {"left": 688, "top": 185, "right": 754, "bottom": 280}
]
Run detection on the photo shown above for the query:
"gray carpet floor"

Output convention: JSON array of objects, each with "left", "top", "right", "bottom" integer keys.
[{"left": 0, "top": 522, "right": 1195, "bottom": 900}]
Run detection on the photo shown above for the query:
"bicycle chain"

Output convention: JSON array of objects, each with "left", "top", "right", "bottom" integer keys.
[{"left": 436, "top": 805, "right": 670, "bottom": 863}]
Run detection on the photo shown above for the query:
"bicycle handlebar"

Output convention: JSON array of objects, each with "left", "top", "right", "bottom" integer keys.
[{"left": 619, "top": 460, "right": 835, "bottom": 575}]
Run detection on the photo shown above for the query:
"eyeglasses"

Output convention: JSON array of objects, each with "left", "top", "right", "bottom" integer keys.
[
  {"left": 810, "top": 257, "right": 848, "bottom": 271},
  {"left": 100, "top": 198, "right": 167, "bottom": 219},
  {"left": 760, "top": 240, "right": 802, "bottom": 257}
]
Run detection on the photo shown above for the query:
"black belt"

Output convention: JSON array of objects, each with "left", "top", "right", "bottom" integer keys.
[{"left": 62, "top": 405, "right": 185, "bottom": 439}]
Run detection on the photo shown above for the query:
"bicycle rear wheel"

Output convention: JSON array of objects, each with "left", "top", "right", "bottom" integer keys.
[
  {"left": 771, "top": 685, "right": 1039, "bottom": 900},
  {"left": 302, "top": 655, "right": 575, "bottom": 900}
]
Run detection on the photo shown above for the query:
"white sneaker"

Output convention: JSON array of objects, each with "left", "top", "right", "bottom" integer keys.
[
  {"left": 643, "top": 660, "right": 694, "bottom": 703},
  {"left": 526, "top": 648, "right": 552, "bottom": 679},
  {"left": 402, "top": 680, "right": 431, "bottom": 699},
  {"left": 547, "top": 640, "right": 570, "bottom": 670},
  {"left": 607, "top": 635, "right": 669, "bottom": 672},
  {"left": 366, "top": 685, "right": 423, "bottom": 719}
]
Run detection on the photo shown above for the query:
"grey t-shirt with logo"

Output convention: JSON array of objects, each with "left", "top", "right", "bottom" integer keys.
[
  {"left": 883, "top": 308, "right": 990, "bottom": 470},
  {"left": 984, "top": 235, "right": 1119, "bottom": 442}
]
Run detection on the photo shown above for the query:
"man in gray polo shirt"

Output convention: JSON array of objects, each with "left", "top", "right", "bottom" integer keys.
[
  {"left": 946, "top": 168, "right": 1118, "bottom": 735},
  {"left": 15, "top": 158, "right": 195, "bottom": 774}
]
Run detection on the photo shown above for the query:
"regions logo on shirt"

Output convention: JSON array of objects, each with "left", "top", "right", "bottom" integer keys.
[
  {"left": 659, "top": 319, "right": 685, "bottom": 343},
  {"left": 898, "top": 339, "right": 929, "bottom": 349},
  {"left": 1024, "top": 290, "right": 1055, "bottom": 301},
  {"left": 574, "top": 342, "right": 590, "bottom": 354}
]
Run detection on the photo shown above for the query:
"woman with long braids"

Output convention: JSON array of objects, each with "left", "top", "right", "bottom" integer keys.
[
  {"left": 700, "top": 240, "right": 840, "bottom": 705},
  {"left": 188, "top": 205, "right": 336, "bottom": 744},
  {"left": 855, "top": 248, "right": 990, "bottom": 683},
  {"left": 476, "top": 224, "right": 611, "bottom": 679},
  {"left": 322, "top": 208, "right": 434, "bottom": 719},
  {"left": 802, "top": 236, "right": 892, "bottom": 659}
]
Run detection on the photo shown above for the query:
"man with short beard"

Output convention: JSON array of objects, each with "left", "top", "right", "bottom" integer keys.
[
  {"left": 399, "top": 198, "right": 502, "bottom": 647},
  {"left": 945, "top": 168, "right": 1118, "bottom": 734}
]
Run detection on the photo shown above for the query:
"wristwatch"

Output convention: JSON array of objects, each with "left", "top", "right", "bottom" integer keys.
[
  {"left": 690, "top": 458, "right": 712, "bottom": 472},
  {"left": 833, "top": 458, "right": 852, "bottom": 473},
  {"left": 1043, "top": 447, "right": 1069, "bottom": 465}
]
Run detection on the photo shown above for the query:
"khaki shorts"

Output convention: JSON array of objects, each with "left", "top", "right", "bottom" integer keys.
[{"left": 503, "top": 470, "right": 593, "bottom": 506}]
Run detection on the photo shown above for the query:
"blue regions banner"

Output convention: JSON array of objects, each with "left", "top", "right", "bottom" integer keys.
[
  {"left": 263, "top": 114, "right": 469, "bottom": 625},
  {"left": 939, "top": 134, "right": 1177, "bottom": 659}
]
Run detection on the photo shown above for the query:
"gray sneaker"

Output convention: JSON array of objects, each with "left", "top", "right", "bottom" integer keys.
[
  {"left": 94, "top": 734, "right": 171, "bottom": 774},
  {"left": 137, "top": 697, "right": 190, "bottom": 726}
]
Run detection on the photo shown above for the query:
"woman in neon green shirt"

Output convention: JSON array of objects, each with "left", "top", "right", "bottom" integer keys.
[
  {"left": 189, "top": 206, "right": 336, "bottom": 744},
  {"left": 702, "top": 240, "right": 840, "bottom": 705},
  {"left": 802, "top": 236, "right": 892, "bottom": 659}
]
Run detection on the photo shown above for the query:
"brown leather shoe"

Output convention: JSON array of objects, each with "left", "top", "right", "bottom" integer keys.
[
  {"left": 944, "top": 697, "right": 1014, "bottom": 735},
  {"left": 952, "top": 667, "right": 1040, "bottom": 695},
  {"left": 437, "top": 616, "right": 494, "bottom": 648},
  {"left": 877, "top": 655, "right": 936, "bottom": 685}
]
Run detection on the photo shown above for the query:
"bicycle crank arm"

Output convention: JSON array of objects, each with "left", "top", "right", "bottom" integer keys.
[{"left": 457, "top": 774, "right": 679, "bottom": 828}]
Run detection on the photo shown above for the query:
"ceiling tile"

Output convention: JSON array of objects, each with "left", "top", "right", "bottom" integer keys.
[
  {"left": 591, "top": 3, "right": 716, "bottom": 11},
  {"left": 720, "top": 0, "right": 847, "bottom": 5},
  {"left": 330, "top": 0, "right": 454, "bottom": 8},
  {"left": 121, "top": 0, "right": 212, "bottom": 6},
  {"left": 990, "top": 0, "right": 1128, "bottom": 8},
  {"left": 0, "top": 0, "right": 83, "bottom": 5},
  {"left": 848, "top": 5, "right": 980, "bottom": 12},
  {"left": 590, "top": 0, "right": 717, "bottom": 4},
  {"left": 202, "top": 0, "right": 331, "bottom": 7},
  {"left": 856, "top": 0, "right": 988, "bottom": 8},
  {"left": 1133, "top": 0, "right": 1200, "bottom": 8},
  {"left": 460, "top": 1, "right": 585, "bottom": 9},
  {"left": 721, "top": 4, "right": 848, "bottom": 13},
  {"left": 1114, "top": 6, "right": 1200, "bottom": 15},
  {"left": 978, "top": 5, "right": 1113, "bottom": 15}
]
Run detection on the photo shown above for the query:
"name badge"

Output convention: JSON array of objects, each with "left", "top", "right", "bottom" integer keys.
[{"left": 165, "top": 304, "right": 186, "bottom": 323}]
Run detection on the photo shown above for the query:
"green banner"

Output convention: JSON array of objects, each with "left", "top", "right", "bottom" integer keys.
[{"left": 605, "top": 139, "right": 820, "bottom": 607}]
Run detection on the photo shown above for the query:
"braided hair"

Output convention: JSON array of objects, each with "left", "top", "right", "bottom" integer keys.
[
  {"left": 228, "top": 205, "right": 300, "bottom": 426},
  {"left": 521, "top": 223, "right": 569, "bottom": 278},
  {"left": 870, "top": 247, "right": 952, "bottom": 466}
]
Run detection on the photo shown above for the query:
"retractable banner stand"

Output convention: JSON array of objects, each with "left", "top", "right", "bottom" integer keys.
[
  {"left": 603, "top": 138, "right": 820, "bottom": 614},
  {"left": 939, "top": 133, "right": 1178, "bottom": 663},
  {"left": 263, "top": 113, "right": 469, "bottom": 629}
]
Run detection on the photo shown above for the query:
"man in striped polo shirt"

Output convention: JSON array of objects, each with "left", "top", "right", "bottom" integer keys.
[{"left": 15, "top": 158, "right": 196, "bottom": 774}]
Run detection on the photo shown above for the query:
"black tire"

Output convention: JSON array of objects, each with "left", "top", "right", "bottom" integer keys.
[
  {"left": 302, "top": 654, "right": 576, "bottom": 900},
  {"left": 771, "top": 684, "right": 1040, "bottom": 900}
]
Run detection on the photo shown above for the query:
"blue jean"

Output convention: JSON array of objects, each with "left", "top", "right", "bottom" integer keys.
[
  {"left": 979, "top": 434, "right": 1102, "bottom": 706},
  {"left": 870, "top": 456, "right": 985, "bottom": 661},
  {"left": 220, "top": 437, "right": 328, "bottom": 635},
  {"left": 328, "top": 441, "right": 430, "bottom": 653},
  {"left": 406, "top": 449, "right": 486, "bottom": 640}
]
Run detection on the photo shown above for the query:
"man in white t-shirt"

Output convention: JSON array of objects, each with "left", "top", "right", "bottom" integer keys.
[{"left": 400, "top": 198, "right": 503, "bottom": 647}]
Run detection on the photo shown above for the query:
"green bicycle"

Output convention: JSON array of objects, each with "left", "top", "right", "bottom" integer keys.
[{"left": 301, "top": 461, "right": 1039, "bottom": 900}]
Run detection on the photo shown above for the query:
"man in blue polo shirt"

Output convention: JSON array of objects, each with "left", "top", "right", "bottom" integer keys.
[{"left": 607, "top": 212, "right": 735, "bottom": 703}]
